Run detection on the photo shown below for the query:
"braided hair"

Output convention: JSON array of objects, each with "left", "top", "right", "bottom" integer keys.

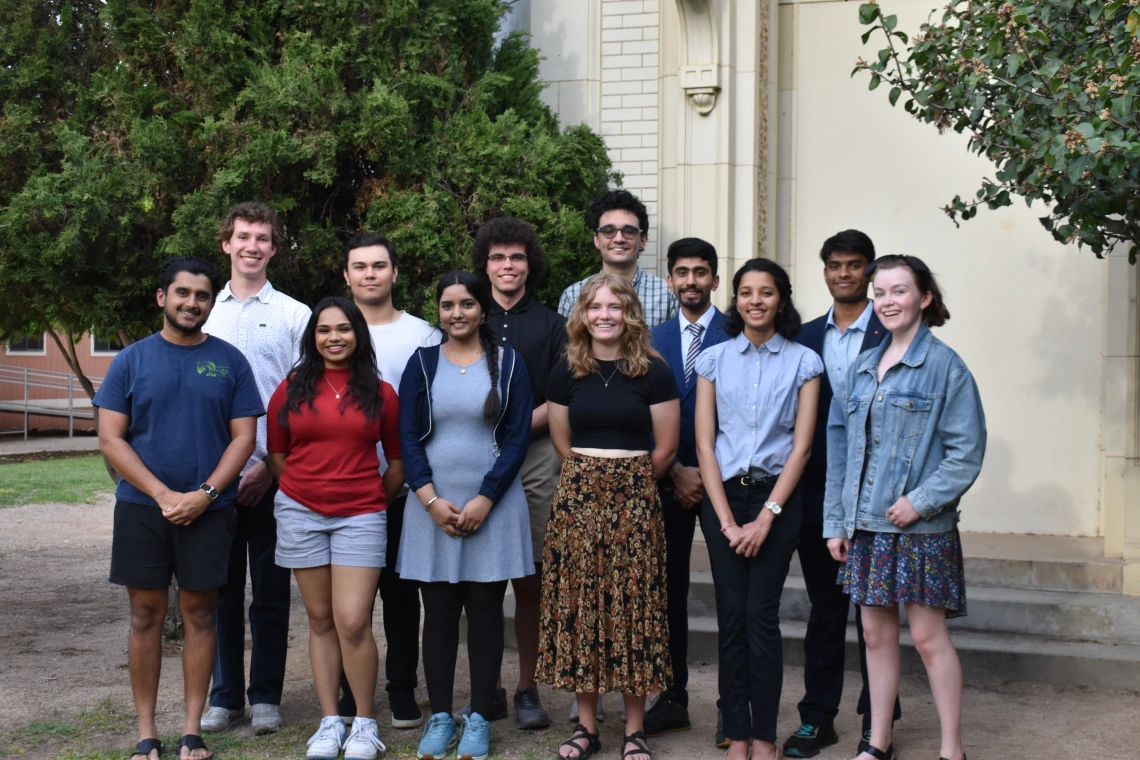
[{"left": 436, "top": 271, "right": 501, "bottom": 423}]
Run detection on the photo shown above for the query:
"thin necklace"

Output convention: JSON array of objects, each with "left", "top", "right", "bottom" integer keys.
[
  {"left": 445, "top": 344, "right": 484, "bottom": 374},
  {"left": 599, "top": 363, "right": 621, "bottom": 388},
  {"left": 323, "top": 375, "right": 349, "bottom": 399}
]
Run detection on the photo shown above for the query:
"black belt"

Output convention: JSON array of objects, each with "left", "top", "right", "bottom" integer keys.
[{"left": 737, "top": 473, "right": 778, "bottom": 488}]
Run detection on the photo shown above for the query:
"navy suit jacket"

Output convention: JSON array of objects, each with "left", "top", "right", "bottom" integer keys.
[
  {"left": 795, "top": 308, "right": 885, "bottom": 524},
  {"left": 650, "top": 308, "right": 731, "bottom": 468}
]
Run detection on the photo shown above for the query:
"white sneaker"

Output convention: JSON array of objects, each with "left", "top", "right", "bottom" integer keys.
[
  {"left": 251, "top": 703, "right": 283, "bottom": 735},
  {"left": 307, "top": 716, "right": 347, "bottom": 760},
  {"left": 201, "top": 706, "right": 243, "bottom": 733},
  {"left": 343, "top": 717, "right": 386, "bottom": 760}
]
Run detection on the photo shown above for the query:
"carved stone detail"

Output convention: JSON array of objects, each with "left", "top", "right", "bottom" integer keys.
[{"left": 676, "top": 1, "right": 720, "bottom": 115}]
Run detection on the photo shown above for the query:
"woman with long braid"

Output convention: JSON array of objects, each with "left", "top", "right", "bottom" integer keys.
[{"left": 397, "top": 271, "right": 534, "bottom": 760}]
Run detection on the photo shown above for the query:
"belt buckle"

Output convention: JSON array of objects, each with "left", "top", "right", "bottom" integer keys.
[{"left": 740, "top": 475, "right": 752, "bottom": 487}]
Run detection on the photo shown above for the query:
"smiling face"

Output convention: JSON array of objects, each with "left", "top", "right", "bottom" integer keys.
[
  {"left": 221, "top": 218, "right": 276, "bottom": 280},
  {"left": 872, "top": 265, "right": 932, "bottom": 335},
  {"left": 344, "top": 244, "right": 396, "bottom": 307},
  {"left": 314, "top": 306, "right": 357, "bottom": 369},
  {"left": 734, "top": 271, "right": 781, "bottom": 335},
  {"left": 668, "top": 256, "right": 718, "bottom": 313},
  {"left": 485, "top": 243, "right": 530, "bottom": 298},
  {"left": 586, "top": 285, "right": 627, "bottom": 346},
  {"left": 438, "top": 283, "right": 483, "bottom": 342},
  {"left": 593, "top": 209, "right": 645, "bottom": 269},
  {"left": 157, "top": 272, "right": 215, "bottom": 335},
  {"left": 823, "top": 251, "right": 871, "bottom": 305}
]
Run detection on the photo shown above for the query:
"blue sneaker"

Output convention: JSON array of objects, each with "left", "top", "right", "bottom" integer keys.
[
  {"left": 456, "top": 712, "right": 490, "bottom": 760},
  {"left": 417, "top": 712, "right": 458, "bottom": 760}
]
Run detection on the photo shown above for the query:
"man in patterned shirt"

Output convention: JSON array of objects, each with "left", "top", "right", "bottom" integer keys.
[
  {"left": 557, "top": 189, "right": 677, "bottom": 327},
  {"left": 201, "top": 202, "right": 311, "bottom": 735}
]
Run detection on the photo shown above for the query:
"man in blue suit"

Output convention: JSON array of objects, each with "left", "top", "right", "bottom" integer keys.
[
  {"left": 644, "top": 238, "right": 731, "bottom": 743},
  {"left": 785, "top": 230, "right": 900, "bottom": 758}
]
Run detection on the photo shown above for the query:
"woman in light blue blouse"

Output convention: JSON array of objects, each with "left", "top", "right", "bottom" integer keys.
[{"left": 694, "top": 258, "right": 822, "bottom": 760}]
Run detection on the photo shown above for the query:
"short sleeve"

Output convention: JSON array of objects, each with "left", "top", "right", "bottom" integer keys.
[
  {"left": 796, "top": 348, "right": 824, "bottom": 389},
  {"left": 547, "top": 359, "right": 571, "bottom": 405},
  {"left": 378, "top": 381, "right": 402, "bottom": 462},
  {"left": 92, "top": 349, "right": 132, "bottom": 414},
  {"left": 230, "top": 351, "right": 268, "bottom": 419},
  {"left": 695, "top": 347, "right": 718, "bottom": 383},
  {"left": 266, "top": 379, "right": 290, "bottom": 454},
  {"left": 648, "top": 358, "right": 680, "bottom": 404}
]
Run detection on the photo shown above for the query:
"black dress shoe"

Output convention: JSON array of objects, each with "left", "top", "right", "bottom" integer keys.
[{"left": 642, "top": 692, "right": 692, "bottom": 737}]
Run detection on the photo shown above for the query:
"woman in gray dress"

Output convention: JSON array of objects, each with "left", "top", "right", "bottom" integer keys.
[{"left": 396, "top": 271, "right": 534, "bottom": 760}]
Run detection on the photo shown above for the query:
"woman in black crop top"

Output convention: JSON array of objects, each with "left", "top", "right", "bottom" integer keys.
[{"left": 538, "top": 273, "right": 680, "bottom": 760}]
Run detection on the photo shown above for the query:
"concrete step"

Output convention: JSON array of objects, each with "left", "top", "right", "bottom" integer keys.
[
  {"left": 500, "top": 594, "right": 1140, "bottom": 691},
  {"left": 687, "top": 572, "right": 1140, "bottom": 644},
  {"left": 689, "top": 531, "right": 1123, "bottom": 593}
]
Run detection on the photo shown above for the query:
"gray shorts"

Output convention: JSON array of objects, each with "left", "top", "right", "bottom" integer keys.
[
  {"left": 520, "top": 434, "right": 562, "bottom": 564},
  {"left": 274, "top": 490, "right": 387, "bottom": 569}
]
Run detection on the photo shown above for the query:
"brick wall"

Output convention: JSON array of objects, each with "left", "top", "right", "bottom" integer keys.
[{"left": 600, "top": 0, "right": 661, "bottom": 269}]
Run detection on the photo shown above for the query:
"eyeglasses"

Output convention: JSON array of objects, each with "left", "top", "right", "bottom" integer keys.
[
  {"left": 595, "top": 225, "right": 643, "bottom": 239},
  {"left": 487, "top": 253, "right": 528, "bottom": 264}
]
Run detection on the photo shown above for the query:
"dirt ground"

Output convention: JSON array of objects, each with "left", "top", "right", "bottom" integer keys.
[{"left": 2, "top": 496, "right": 1139, "bottom": 759}]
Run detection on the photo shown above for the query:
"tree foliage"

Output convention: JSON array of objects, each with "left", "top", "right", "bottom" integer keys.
[
  {"left": 0, "top": 0, "right": 614, "bottom": 392},
  {"left": 854, "top": 0, "right": 1140, "bottom": 259}
]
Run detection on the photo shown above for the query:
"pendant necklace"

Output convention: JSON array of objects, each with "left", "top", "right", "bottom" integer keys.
[
  {"left": 446, "top": 345, "right": 484, "bottom": 374},
  {"left": 323, "top": 375, "right": 349, "bottom": 399},
  {"left": 599, "top": 364, "right": 621, "bottom": 388}
]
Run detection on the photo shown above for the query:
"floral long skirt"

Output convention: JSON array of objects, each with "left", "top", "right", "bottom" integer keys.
[
  {"left": 839, "top": 529, "right": 968, "bottom": 618},
  {"left": 535, "top": 451, "right": 671, "bottom": 695}
]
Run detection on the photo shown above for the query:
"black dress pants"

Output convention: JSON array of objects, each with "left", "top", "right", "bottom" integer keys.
[
  {"left": 702, "top": 479, "right": 801, "bottom": 743},
  {"left": 210, "top": 480, "right": 291, "bottom": 710},
  {"left": 419, "top": 580, "right": 508, "bottom": 717},
  {"left": 659, "top": 485, "right": 699, "bottom": 704},
  {"left": 796, "top": 521, "right": 902, "bottom": 729}
]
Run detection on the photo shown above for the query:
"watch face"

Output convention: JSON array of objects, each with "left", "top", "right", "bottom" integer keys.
[{"left": 767, "top": 502, "right": 782, "bottom": 515}]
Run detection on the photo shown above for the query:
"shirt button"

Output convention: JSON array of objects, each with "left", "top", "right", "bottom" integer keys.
[
  {"left": 874, "top": 438, "right": 879, "bottom": 445},
  {"left": 867, "top": 477, "right": 874, "bottom": 485},
  {"left": 877, "top": 396, "right": 883, "bottom": 401}
]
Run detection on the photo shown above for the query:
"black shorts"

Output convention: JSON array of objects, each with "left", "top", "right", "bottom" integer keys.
[{"left": 109, "top": 500, "right": 237, "bottom": 591}]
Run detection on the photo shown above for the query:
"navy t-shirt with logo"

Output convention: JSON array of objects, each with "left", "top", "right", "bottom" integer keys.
[{"left": 93, "top": 332, "right": 266, "bottom": 510}]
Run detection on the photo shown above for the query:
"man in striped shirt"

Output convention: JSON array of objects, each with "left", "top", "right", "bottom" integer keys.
[{"left": 557, "top": 189, "right": 677, "bottom": 328}]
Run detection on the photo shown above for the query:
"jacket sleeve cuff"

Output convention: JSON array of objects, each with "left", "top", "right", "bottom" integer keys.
[
  {"left": 907, "top": 487, "right": 940, "bottom": 520},
  {"left": 407, "top": 472, "right": 433, "bottom": 492},
  {"left": 822, "top": 521, "right": 847, "bottom": 539},
  {"left": 478, "top": 481, "right": 503, "bottom": 504}
]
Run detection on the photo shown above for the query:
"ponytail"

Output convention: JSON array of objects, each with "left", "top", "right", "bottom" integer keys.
[{"left": 479, "top": 321, "right": 502, "bottom": 424}]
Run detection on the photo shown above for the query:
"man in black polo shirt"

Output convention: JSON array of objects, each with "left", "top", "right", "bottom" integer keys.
[{"left": 459, "top": 216, "right": 567, "bottom": 730}]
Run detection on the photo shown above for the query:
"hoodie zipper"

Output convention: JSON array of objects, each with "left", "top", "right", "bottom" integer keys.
[
  {"left": 417, "top": 350, "right": 433, "bottom": 442},
  {"left": 490, "top": 349, "right": 514, "bottom": 458}
]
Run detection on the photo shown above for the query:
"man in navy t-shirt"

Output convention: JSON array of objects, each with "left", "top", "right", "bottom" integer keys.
[{"left": 94, "top": 256, "right": 264, "bottom": 760}]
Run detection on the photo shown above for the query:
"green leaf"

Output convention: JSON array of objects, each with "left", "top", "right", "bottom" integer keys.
[
  {"left": 869, "top": 74, "right": 882, "bottom": 91},
  {"left": 1112, "top": 95, "right": 1133, "bottom": 120},
  {"left": 862, "top": 29, "right": 874, "bottom": 44},
  {"left": 889, "top": 86, "right": 902, "bottom": 106},
  {"left": 859, "top": 3, "right": 881, "bottom": 25},
  {"left": 894, "top": 31, "right": 909, "bottom": 44},
  {"left": 1128, "top": 9, "right": 1140, "bottom": 36},
  {"left": 987, "top": 33, "right": 1006, "bottom": 59},
  {"left": 883, "top": 14, "right": 898, "bottom": 32},
  {"left": 1076, "top": 122, "right": 1095, "bottom": 139}
]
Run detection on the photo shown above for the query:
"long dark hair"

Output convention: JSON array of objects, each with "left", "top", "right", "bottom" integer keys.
[
  {"left": 436, "top": 271, "right": 501, "bottom": 424},
  {"left": 277, "top": 296, "right": 381, "bottom": 427},
  {"left": 724, "top": 258, "right": 802, "bottom": 339},
  {"left": 866, "top": 254, "right": 950, "bottom": 327}
]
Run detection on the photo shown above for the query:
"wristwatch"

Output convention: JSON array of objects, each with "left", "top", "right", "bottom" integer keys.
[
  {"left": 199, "top": 483, "right": 219, "bottom": 502},
  {"left": 763, "top": 500, "right": 783, "bottom": 516}
]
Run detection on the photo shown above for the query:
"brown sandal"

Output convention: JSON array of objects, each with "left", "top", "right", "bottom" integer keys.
[
  {"left": 559, "top": 723, "right": 602, "bottom": 759},
  {"left": 622, "top": 730, "right": 652, "bottom": 759}
]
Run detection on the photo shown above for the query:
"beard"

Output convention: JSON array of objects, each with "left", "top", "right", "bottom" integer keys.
[{"left": 163, "top": 303, "right": 207, "bottom": 335}]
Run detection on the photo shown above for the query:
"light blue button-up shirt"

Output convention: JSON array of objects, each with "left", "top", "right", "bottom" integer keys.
[
  {"left": 822, "top": 301, "right": 874, "bottom": 398},
  {"left": 696, "top": 332, "right": 823, "bottom": 478}
]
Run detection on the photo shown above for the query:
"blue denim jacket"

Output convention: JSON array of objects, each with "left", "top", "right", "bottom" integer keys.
[{"left": 822, "top": 324, "right": 985, "bottom": 538}]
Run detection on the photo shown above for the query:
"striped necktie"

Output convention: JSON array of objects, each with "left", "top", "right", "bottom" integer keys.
[{"left": 684, "top": 323, "right": 706, "bottom": 385}]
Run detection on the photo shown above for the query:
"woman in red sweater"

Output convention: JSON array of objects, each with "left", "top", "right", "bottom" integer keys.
[{"left": 267, "top": 296, "right": 402, "bottom": 760}]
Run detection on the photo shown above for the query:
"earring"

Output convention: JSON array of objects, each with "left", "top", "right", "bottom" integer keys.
[{"left": 480, "top": 316, "right": 485, "bottom": 324}]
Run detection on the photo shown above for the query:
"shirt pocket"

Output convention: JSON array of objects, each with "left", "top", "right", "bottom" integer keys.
[{"left": 889, "top": 395, "right": 933, "bottom": 440}]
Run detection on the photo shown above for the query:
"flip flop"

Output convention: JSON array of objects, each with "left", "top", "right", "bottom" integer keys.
[
  {"left": 130, "top": 738, "right": 165, "bottom": 760},
  {"left": 177, "top": 734, "right": 213, "bottom": 760}
]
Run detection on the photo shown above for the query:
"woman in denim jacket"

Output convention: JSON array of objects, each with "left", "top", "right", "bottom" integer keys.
[{"left": 823, "top": 256, "right": 985, "bottom": 760}]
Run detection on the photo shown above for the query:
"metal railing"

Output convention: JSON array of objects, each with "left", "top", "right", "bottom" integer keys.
[{"left": 0, "top": 365, "right": 103, "bottom": 439}]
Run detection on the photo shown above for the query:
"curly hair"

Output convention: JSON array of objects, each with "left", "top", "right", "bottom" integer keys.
[
  {"left": 471, "top": 217, "right": 546, "bottom": 287},
  {"left": 588, "top": 189, "right": 649, "bottom": 234},
  {"left": 216, "top": 201, "right": 283, "bottom": 250},
  {"left": 564, "top": 273, "right": 661, "bottom": 379},
  {"left": 724, "top": 258, "right": 803, "bottom": 340}
]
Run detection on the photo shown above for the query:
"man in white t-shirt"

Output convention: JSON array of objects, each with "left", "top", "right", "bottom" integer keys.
[{"left": 339, "top": 232, "right": 440, "bottom": 730}]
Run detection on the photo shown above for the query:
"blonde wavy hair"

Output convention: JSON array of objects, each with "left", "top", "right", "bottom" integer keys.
[{"left": 565, "top": 273, "right": 661, "bottom": 378}]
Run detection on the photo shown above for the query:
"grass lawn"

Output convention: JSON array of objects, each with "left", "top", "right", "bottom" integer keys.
[{"left": 0, "top": 455, "right": 115, "bottom": 507}]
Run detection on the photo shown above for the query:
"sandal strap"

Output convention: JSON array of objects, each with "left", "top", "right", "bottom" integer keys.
[
  {"left": 864, "top": 744, "right": 894, "bottom": 760},
  {"left": 622, "top": 730, "right": 651, "bottom": 759},
  {"left": 177, "top": 735, "right": 211, "bottom": 760},
  {"left": 561, "top": 723, "right": 601, "bottom": 757},
  {"left": 131, "top": 738, "right": 164, "bottom": 758}
]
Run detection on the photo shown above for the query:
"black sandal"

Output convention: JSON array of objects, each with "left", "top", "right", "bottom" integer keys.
[
  {"left": 177, "top": 734, "right": 213, "bottom": 760},
  {"left": 621, "top": 730, "right": 651, "bottom": 759},
  {"left": 559, "top": 723, "right": 602, "bottom": 759},
  {"left": 861, "top": 744, "right": 894, "bottom": 760},
  {"left": 130, "top": 738, "right": 165, "bottom": 760}
]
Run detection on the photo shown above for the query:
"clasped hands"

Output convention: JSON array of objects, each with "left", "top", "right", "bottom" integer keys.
[
  {"left": 426, "top": 494, "right": 493, "bottom": 537},
  {"left": 721, "top": 513, "right": 773, "bottom": 558},
  {"left": 155, "top": 488, "right": 212, "bottom": 526}
]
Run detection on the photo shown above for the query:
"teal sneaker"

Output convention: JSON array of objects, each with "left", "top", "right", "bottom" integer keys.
[
  {"left": 417, "top": 712, "right": 458, "bottom": 760},
  {"left": 456, "top": 712, "right": 490, "bottom": 760}
]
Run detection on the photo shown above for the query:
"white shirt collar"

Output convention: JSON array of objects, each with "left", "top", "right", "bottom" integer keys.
[
  {"left": 680, "top": 305, "right": 717, "bottom": 333},
  {"left": 825, "top": 300, "right": 874, "bottom": 332},
  {"left": 219, "top": 279, "right": 276, "bottom": 303}
]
